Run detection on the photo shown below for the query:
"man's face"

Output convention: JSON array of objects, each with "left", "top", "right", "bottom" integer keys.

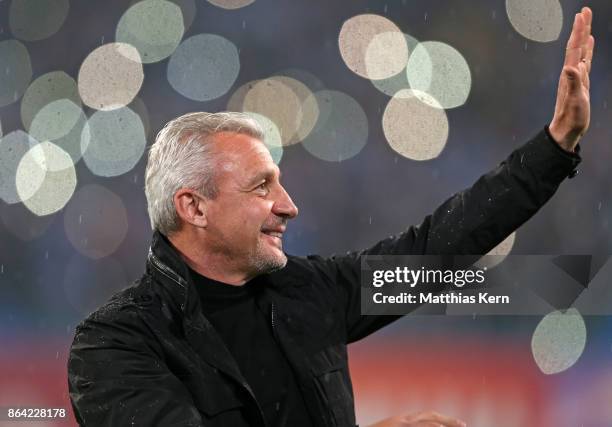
[{"left": 202, "top": 132, "right": 298, "bottom": 276}]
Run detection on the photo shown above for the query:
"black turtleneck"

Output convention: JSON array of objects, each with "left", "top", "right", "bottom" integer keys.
[{"left": 189, "top": 267, "right": 312, "bottom": 427}]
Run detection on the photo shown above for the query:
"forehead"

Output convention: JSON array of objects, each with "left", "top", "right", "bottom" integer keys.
[{"left": 209, "top": 131, "right": 277, "bottom": 179}]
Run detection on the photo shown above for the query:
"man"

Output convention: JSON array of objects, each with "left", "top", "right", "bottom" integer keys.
[{"left": 68, "top": 7, "right": 594, "bottom": 427}]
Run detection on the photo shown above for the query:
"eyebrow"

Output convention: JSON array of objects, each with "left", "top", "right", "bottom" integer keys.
[{"left": 247, "top": 167, "right": 281, "bottom": 187}]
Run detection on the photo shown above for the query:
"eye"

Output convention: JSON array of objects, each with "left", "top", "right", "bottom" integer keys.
[{"left": 255, "top": 181, "right": 269, "bottom": 194}]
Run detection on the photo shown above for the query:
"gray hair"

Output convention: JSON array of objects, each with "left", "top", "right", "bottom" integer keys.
[{"left": 144, "top": 111, "right": 264, "bottom": 236}]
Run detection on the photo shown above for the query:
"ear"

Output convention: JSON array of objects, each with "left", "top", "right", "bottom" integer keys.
[{"left": 173, "top": 189, "right": 207, "bottom": 229}]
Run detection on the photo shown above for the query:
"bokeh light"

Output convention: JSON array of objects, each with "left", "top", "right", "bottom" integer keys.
[
  {"left": 30, "top": 99, "right": 81, "bottom": 141},
  {"left": 29, "top": 99, "right": 88, "bottom": 164},
  {"left": 167, "top": 34, "right": 240, "bottom": 101},
  {"left": 20, "top": 71, "right": 81, "bottom": 132},
  {"left": 371, "top": 33, "right": 422, "bottom": 97},
  {"left": 207, "top": 0, "right": 255, "bottom": 10},
  {"left": 171, "top": 0, "right": 197, "bottom": 31},
  {"left": 339, "top": 14, "right": 407, "bottom": 80},
  {"left": 302, "top": 90, "right": 368, "bottom": 162},
  {"left": 506, "top": 0, "right": 563, "bottom": 43},
  {"left": 276, "top": 68, "right": 325, "bottom": 93},
  {"left": 227, "top": 79, "right": 260, "bottom": 112},
  {"left": 116, "top": 0, "right": 185, "bottom": 64},
  {"left": 64, "top": 184, "right": 129, "bottom": 259},
  {"left": 475, "top": 232, "right": 517, "bottom": 269},
  {"left": 16, "top": 142, "right": 77, "bottom": 216},
  {"left": 273, "top": 75, "right": 319, "bottom": 143},
  {"left": 365, "top": 31, "right": 410, "bottom": 81},
  {"left": 63, "top": 255, "right": 128, "bottom": 317},
  {"left": 78, "top": 42, "right": 144, "bottom": 111},
  {"left": 81, "top": 107, "right": 147, "bottom": 177},
  {"left": 0, "top": 202, "right": 55, "bottom": 242},
  {"left": 130, "top": 0, "right": 196, "bottom": 30},
  {"left": 242, "top": 77, "right": 303, "bottom": 146},
  {"left": 245, "top": 112, "right": 283, "bottom": 164},
  {"left": 382, "top": 89, "right": 449, "bottom": 161},
  {"left": 9, "top": 0, "right": 69, "bottom": 41},
  {"left": 128, "top": 97, "right": 152, "bottom": 138},
  {"left": 531, "top": 308, "right": 587, "bottom": 374},
  {"left": 407, "top": 41, "right": 471, "bottom": 109},
  {"left": 0, "top": 40, "right": 33, "bottom": 108},
  {"left": 0, "top": 130, "right": 38, "bottom": 204}
]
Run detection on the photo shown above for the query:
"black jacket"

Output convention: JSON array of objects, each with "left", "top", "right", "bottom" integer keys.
[{"left": 68, "top": 128, "right": 580, "bottom": 426}]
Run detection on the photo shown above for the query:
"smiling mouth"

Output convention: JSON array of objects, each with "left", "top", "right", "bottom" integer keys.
[{"left": 262, "top": 231, "right": 283, "bottom": 239}]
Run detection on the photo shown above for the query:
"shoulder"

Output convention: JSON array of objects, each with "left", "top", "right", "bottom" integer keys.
[
  {"left": 280, "top": 254, "right": 337, "bottom": 283},
  {"left": 71, "top": 277, "right": 159, "bottom": 352},
  {"left": 265, "top": 253, "right": 355, "bottom": 296}
]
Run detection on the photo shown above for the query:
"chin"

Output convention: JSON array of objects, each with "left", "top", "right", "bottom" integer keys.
[{"left": 253, "top": 251, "right": 287, "bottom": 275}]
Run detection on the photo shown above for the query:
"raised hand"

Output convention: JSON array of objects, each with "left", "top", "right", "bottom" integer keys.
[{"left": 549, "top": 7, "right": 594, "bottom": 152}]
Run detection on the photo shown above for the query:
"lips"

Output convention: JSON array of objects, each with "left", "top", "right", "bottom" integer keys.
[
  {"left": 262, "top": 231, "right": 283, "bottom": 238},
  {"left": 261, "top": 225, "right": 285, "bottom": 241}
]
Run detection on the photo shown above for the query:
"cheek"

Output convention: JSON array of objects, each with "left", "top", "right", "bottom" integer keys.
[{"left": 237, "top": 201, "right": 274, "bottom": 230}]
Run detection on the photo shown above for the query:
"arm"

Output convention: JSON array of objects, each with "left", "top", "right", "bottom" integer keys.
[
  {"left": 327, "top": 127, "right": 580, "bottom": 342},
  {"left": 68, "top": 306, "right": 204, "bottom": 426},
  {"left": 315, "top": 7, "right": 594, "bottom": 343}
]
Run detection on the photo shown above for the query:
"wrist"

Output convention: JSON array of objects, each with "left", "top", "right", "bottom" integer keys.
[{"left": 548, "top": 121, "right": 581, "bottom": 153}]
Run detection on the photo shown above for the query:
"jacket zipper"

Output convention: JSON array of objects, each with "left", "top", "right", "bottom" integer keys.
[{"left": 271, "top": 302, "right": 281, "bottom": 343}]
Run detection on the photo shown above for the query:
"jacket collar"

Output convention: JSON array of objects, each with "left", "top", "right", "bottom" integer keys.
[
  {"left": 146, "top": 230, "right": 200, "bottom": 318},
  {"left": 146, "top": 230, "right": 249, "bottom": 383}
]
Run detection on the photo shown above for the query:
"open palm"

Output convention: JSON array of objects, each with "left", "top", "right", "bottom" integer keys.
[{"left": 549, "top": 7, "right": 595, "bottom": 152}]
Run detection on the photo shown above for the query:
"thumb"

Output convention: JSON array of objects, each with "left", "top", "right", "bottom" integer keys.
[{"left": 563, "top": 65, "right": 582, "bottom": 93}]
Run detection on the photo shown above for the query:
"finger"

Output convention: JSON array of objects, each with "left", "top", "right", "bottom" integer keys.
[
  {"left": 581, "top": 6, "right": 592, "bottom": 29},
  {"left": 580, "top": 8, "right": 592, "bottom": 64},
  {"left": 580, "top": 61, "right": 590, "bottom": 91},
  {"left": 565, "top": 13, "right": 586, "bottom": 67},
  {"left": 585, "top": 35, "right": 595, "bottom": 73}
]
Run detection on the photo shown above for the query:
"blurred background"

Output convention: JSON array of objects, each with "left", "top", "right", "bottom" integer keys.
[{"left": 0, "top": 0, "right": 611, "bottom": 425}]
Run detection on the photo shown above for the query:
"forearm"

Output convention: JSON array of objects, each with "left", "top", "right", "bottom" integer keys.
[{"left": 423, "top": 126, "right": 580, "bottom": 255}]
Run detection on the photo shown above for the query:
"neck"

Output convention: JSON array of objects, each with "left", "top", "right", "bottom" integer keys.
[{"left": 168, "top": 231, "right": 253, "bottom": 286}]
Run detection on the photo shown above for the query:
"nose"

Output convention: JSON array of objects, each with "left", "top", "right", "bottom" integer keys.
[{"left": 272, "top": 184, "right": 299, "bottom": 219}]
